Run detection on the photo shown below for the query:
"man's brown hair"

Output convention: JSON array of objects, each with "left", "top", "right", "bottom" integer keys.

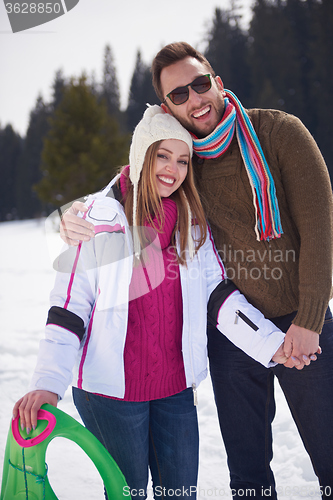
[{"left": 152, "top": 42, "right": 215, "bottom": 102}]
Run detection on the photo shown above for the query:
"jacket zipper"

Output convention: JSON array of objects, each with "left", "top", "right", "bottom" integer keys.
[
  {"left": 192, "top": 383, "right": 198, "bottom": 406},
  {"left": 185, "top": 262, "right": 198, "bottom": 407},
  {"left": 234, "top": 310, "right": 259, "bottom": 331}
]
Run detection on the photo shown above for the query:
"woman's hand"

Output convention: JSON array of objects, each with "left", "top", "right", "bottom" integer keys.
[
  {"left": 271, "top": 343, "right": 290, "bottom": 364},
  {"left": 13, "top": 390, "right": 58, "bottom": 434}
]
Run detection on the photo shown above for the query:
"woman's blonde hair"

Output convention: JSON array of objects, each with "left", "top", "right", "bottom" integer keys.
[{"left": 123, "top": 140, "right": 207, "bottom": 266}]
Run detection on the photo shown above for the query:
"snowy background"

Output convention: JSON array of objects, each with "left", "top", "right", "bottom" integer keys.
[{"left": 0, "top": 219, "right": 331, "bottom": 499}]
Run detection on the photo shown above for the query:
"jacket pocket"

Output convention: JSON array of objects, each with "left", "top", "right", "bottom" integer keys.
[{"left": 234, "top": 310, "right": 259, "bottom": 331}]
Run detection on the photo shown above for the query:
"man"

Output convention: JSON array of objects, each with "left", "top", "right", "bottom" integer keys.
[{"left": 60, "top": 42, "right": 333, "bottom": 498}]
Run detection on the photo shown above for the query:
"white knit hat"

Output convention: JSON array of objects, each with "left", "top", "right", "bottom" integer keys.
[
  {"left": 129, "top": 105, "right": 194, "bottom": 259},
  {"left": 129, "top": 104, "right": 193, "bottom": 184}
]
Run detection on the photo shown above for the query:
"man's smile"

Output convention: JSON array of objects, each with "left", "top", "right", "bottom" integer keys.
[{"left": 192, "top": 105, "right": 211, "bottom": 120}]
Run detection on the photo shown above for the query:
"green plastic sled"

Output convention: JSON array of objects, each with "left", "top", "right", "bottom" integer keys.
[{"left": 0, "top": 404, "right": 129, "bottom": 499}]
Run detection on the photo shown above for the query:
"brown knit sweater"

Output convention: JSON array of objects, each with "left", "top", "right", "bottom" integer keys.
[{"left": 193, "top": 108, "right": 333, "bottom": 333}]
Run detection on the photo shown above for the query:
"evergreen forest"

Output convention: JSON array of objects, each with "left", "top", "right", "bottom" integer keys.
[{"left": 1, "top": 0, "right": 332, "bottom": 221}]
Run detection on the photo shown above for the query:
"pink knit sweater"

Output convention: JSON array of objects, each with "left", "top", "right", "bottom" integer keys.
[{"left": 115, "top": 168, "right": 186, "bottom": 401}]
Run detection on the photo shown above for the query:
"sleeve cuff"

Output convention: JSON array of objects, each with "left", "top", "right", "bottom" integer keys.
[{"left": 293, "top": 296, "right": 329, "bottom": 333}]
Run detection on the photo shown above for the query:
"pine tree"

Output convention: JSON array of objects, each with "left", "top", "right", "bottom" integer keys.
[
  {"left": 16, "top": 95, "right": 51, "bottom": 219},
  {"left": 249, "top": 0, "right": 300, "bottom": 111},
  {"left": 101, "top": 44, "right": 121, "bottom": 116},
  {"left": 205, "top": 6, "right": 252, "bottom": 105},
  {"left": 126, "top": 50, "right": 159, "bottom": 131},
  {"left": 248, "top": 0, "right": 332, "bottom": 182},
  {"left": 51, "top": 69, "right": 67, "bottom": 111},
  {"left": 35, "top": 75, "right": 130, "bottom": 207},
  {"left": 308, "top": 0, "right": 333, "bottom": 180},
  {"left": 0, "top": 124, "right": 22, "bottom": 221}
]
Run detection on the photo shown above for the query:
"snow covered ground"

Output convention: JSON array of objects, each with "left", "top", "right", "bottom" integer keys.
[{"left": 0, "top": 219, "right": 331, "bottom": 499}]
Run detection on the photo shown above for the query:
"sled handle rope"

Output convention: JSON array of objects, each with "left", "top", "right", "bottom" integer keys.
[{"left": 0, "top": 404, "right": 129, "bottom": 500}]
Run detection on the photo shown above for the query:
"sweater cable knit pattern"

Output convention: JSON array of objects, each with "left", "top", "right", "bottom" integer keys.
[{"left": 193, "top": 109, "right": 333, "bottom": 333}]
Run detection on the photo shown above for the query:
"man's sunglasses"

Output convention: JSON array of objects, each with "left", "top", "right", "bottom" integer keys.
[{"left": 165, "top": 74, "right": 212, "bottom": 106}]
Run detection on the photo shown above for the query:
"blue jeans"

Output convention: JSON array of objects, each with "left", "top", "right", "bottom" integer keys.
[
  {"left": 207, "top": 307, "right": 333, "bottom": 499},
  {"left": 72, "top": 387, "right": 199, "bottom": 499}
]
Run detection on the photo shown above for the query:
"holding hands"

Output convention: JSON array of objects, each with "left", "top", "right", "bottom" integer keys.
[
  {"left": 271, "top": 325, "right": 321, "bottom": 368},
  {"left": 283, "top": 324, "right": 321, "bottom": 369}
]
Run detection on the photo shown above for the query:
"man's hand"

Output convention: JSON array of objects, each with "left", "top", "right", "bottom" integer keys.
[
  {"left": 60, "top": 201, "right": 95, "bottom": 246},
  {"left": 13, "top": 390, "right": 58, "bottom": 435},
  {"left": 283, "top": 324, "right": 321, "bottom": 370}
]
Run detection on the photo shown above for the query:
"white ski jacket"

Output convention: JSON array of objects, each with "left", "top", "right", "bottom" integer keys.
[{"left": 30, "top": 177, "right": 285, "bottom": 401}]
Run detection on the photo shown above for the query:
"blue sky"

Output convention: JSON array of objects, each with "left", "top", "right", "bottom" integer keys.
[{"left": 0, "top": 0, "right": 254, "bottom": 136}]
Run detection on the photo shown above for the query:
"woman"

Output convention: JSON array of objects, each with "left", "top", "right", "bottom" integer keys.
[{"left": 14, "top": 106, "right": 287, "bottom": 499}]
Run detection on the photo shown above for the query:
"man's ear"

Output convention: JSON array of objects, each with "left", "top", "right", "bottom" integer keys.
[
  {"left": 215, "top": 76, "right": 226, "bottom": 95},
  {"left": 161, "top": 103, "right": 172, "bottom": 115}
]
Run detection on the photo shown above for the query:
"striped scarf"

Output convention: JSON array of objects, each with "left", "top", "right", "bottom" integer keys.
[{"left": 192, "top": 89, "right": 283, "bottom": 242}]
